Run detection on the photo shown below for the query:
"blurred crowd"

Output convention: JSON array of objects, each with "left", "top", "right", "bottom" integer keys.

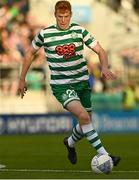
[
  {"left": 0, "top": 0, "right": 45, "bottom": 95},
  {"left": 0, "top": 0, "right": 45, "bottom": 64},
  {"left": 120, "top": 47, "right": 139, "bottom": 66}
]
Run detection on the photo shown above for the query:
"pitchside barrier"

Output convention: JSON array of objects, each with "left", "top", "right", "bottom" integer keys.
[{"left": 0, "top": 110, "right": 139, "bottom": 135}]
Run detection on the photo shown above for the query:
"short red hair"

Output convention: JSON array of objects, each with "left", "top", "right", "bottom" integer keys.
[{"left": 55, "top": 0, "right": 72, "bottom": 13}]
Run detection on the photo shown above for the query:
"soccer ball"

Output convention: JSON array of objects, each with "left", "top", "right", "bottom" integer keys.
[{"left": 91, "top": 154, "right": 113, "bottom": 174}]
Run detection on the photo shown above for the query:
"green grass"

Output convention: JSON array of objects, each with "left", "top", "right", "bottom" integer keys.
[{"left": 0, "top": 133, "right": 139, "bottom": 179}]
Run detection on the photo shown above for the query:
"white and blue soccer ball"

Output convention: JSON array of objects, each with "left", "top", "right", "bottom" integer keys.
[{"left": 91, "top": 154, "right": 113, "bottom": 174}]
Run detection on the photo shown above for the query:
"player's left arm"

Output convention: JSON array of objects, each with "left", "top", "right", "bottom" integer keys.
[{"left": 92, "top": 42, "right": 117, "bottom": 80}]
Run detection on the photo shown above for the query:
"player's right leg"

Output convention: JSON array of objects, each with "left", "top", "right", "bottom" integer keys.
[
  {"left": 63, "top": 123, "right": 84, "bottom": 164},
  {"left": 52, "top": 87, "right": 84, "bottom": 164},
  {"left": 67, "top": 123, "right": 84, "bottom": 148}
]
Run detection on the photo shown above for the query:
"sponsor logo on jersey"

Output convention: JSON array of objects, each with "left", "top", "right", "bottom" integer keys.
[{"left": 55, "top": 43, "right": 76, "bottom": 59}]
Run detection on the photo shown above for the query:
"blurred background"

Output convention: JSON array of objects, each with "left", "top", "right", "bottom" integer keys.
[{"left": 0, "top": 0, "right": 139, "bottom": 134}]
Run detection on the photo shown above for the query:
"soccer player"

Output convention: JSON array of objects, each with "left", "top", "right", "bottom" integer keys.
[{"left": 18, "top": 0, "right": 121, "bottom": 166}]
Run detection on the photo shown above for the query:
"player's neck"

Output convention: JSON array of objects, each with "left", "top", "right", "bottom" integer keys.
[{"left": 56, "top": 23, "right": 71, "bottom": 31}]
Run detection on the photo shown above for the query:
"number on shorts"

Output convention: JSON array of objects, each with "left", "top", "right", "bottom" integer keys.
[{"left": 66, "top": 89, "right": 78, "bottom": 98}]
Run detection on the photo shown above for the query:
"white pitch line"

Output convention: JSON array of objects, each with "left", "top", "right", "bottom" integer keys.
[{"left": 0, "top": 169, "right": 139, "bottom": 173}]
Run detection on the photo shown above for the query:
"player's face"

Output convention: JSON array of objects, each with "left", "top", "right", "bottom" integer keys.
[{"left": 55, "top": 9, "right": 72, "bottom": 30}]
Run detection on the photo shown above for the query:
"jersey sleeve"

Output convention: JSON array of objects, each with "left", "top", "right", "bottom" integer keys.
[
  {"left": 81, "top": 27, "right": 97, "bottom": 49},
  {"left": 32, "top": 29, "right": 44, "bottom": 50}
]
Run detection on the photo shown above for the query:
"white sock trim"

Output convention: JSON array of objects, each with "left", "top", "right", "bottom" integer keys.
[
  {"left": 81, "top": 123, "right": 93, "bottom": 134},
  {"left": 76, "top": 124, "right": 83, "bottom": 134},
  {"left": 68, "top": 137, "right": 75, "bottom": 148}
]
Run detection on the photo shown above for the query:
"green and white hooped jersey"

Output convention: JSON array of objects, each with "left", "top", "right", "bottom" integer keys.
[{"left": 32, "top": 23, "right": 97, "bottom": 86}]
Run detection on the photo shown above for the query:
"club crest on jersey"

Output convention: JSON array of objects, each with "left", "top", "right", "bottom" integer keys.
[
  {"left": 55, "top": 43, "right": 76, "bottom": 59},
  {"left": 71, "top": 31, "right": 78, "bottom": 39}
]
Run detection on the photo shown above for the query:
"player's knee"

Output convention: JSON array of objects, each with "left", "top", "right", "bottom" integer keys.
[{"left": 79, "top": 112, "right": 91, "bottom": 124}]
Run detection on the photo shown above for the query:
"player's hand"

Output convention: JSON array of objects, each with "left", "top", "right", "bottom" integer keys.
[
  {"left": 101, "top": 68, "right": 117, "bottom": 80},
  {"left": 18, "top": 80, "right": 27, "bottom": 99}
]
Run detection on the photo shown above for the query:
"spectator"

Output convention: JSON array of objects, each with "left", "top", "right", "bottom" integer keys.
[
  {"left": 0, "top": 1, "right": 46, "bottom": 95},
  {"left": 122, "top": 81, "right": 137, "bottom": 111}
]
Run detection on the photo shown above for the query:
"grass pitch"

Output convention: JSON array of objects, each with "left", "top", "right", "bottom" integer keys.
[{"left": 0, "top": 133, "right": 139, "bottom": 179}]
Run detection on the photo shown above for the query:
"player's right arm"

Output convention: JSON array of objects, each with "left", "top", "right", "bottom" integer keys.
[
  {"left": 18, "top": 46, "right": 38, "bottom": 99},
  {"left": 18, "top": 28, "right": 44, "bottom": 98}
]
